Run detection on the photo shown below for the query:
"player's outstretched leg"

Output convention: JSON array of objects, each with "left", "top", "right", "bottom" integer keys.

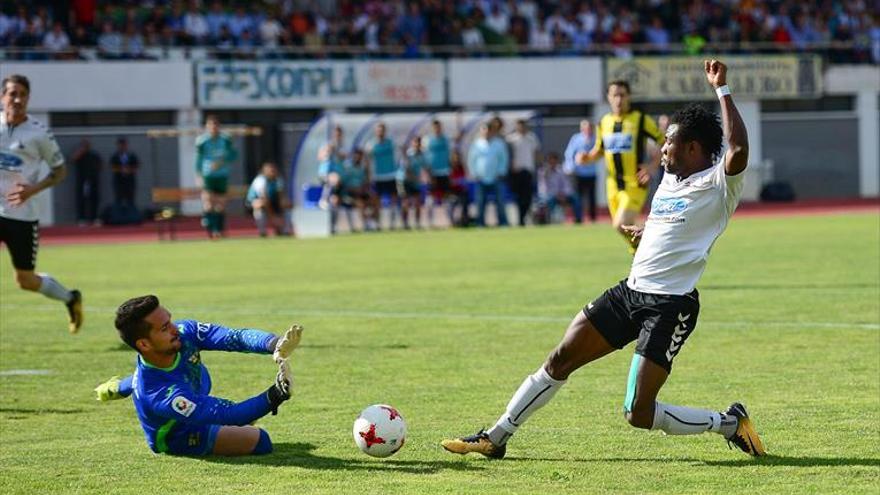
[
  {"left": 441, "top": 311, "right": 615, "bottom": 458},
  {"left": 625, "top": 354, "right": 765, "bottom": 456},
  {"left": 724, "top": 402, "right": 766, "bottom": 456}
]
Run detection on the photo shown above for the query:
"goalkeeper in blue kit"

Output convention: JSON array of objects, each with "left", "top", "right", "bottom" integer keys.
[{"left": 95, "top": 295, "right": 303, "bottom": 456}]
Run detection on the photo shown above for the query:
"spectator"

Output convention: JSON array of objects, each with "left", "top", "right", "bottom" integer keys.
[
  {"left": 366, "top": 122, "right": 400, "bottom": 230},
  {"left": 70, "top": 24, "right": 94, "bottom": 48},
  {"left": 228, "top": 6, "right": 255, "bottom": 41},
  {"left": 484, "top": 4, "right": 509, "bottom": 35},
  {"left": 183, "top": 1, "right": 210, "bottom": 45},
  {"left": 397, "top": 137, "right": 428, "bottom": 230},
  {"left": 529, "top": 22, "right": 553, "bottom": 53},
  {"left": 461, "top": 17, "right": 485, "bottom": 51},
  {"left": 259, "top": 12, "right": 284, "bottom": 49},
  {"left": 71, "top": 139, "right": 102, "bottom": 226},
  {"left": 14, "top": 21, "right": 43, "bottom": 60},
  {"left": 448, "top": 150, "right": 471, "bottom": 227},
  {"left": 123, "top": 22, "right": 147, "bottom": 59},
  {"left": 423, "top": 119, "right": 454, "bottom": 228},
  {"left": 110, "top": 137, "right": 139, "bottom": 208},
  {"left": 43, "top": 21, "right": 71, "bottom": 58},
  {"left": 246, "top": 162, "right": 293, "bottom": 237},
  {"left": 340, "top": 148, "right": 379, "bottom": 232},
  {"left": 467, "top": 122, "right": 509, "bottom": 227},
  {"left": 317, "top": 143, "right": 344, "bottom": 233},
  {"left": 537, "top": 152, "right": 580, "bottom": 224},
  {"left": 0, "top": 11, "right": 12, "bottom": 46},
  {"left": 97, "top": 21, "right": 124, "bottom": 59},
  {"left": 644, "top": 16, "right": 671, "bottom": 53},
  {"left": 506, "top": 119, "right": 540, "bottom": 227},
  {"left": 205, "top": 2, "right": 229, "bottom": 42},
  {"left": 563, "top": 120, "right": 599, "bottom": 224}
]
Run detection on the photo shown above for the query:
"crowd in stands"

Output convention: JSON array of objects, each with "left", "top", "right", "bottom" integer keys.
[{"left": 0, "top": 1, "right": 877, "bottom": 63}]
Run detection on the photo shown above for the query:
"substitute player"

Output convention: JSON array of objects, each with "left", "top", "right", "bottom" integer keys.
[
  {"left": 577, "top": 80, "right": 664, "bottom": 254},
  {"left": 0, "top": 74, "right": 83, "bottom": 333},
  {"left": 195, "top": 114, "right": 238, "bottom": 239},
  {"left": 95, "top": 295, "right": 303, "bottom": 456},
  {"left": 442, "top": 60, "right": 766, "bottom": 459}
]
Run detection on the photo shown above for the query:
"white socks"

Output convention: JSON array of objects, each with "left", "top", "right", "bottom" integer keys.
[
  {"left": 487, "top": 366, "right": 566, "bottom": 445},
  {"left": 651, "top": 402, "right": 738, "bottom": 438},
  {"left": 37, "top": 274, "right": 72, "bottom": 303}
]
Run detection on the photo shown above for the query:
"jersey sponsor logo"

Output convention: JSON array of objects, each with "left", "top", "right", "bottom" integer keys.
[
  {"left": 665, "top": 313, "right": 691, "bottom": 363},
  {"left": 196, "top": 322, "right": 210, "bottom": 341},
  {"left": 602, "top": 132, "right": 633, "bottom": 153},
  {"left": 651, "top": 197, "right": 688, "bottom": 215},
  {"left": 165, "top": 385, "right": 178, "bottom": 399},
  {"left": 171, "top": 395, "right": 197, "bottom": 417},
  {"left": 0, "top": 151, "right": 24, "bottom": 171}
]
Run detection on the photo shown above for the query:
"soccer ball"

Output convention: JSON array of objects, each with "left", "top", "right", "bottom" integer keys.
[{"left": 352, "top": 404, "right": 407, "bottom": 458}]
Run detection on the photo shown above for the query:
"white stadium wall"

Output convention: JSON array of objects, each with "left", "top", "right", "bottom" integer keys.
[
  {"left": 448, "top": 57, "right": 605, "bottom": 105},
  {"left": 0, "top": 62, "right": 193, "bottom": 111}
]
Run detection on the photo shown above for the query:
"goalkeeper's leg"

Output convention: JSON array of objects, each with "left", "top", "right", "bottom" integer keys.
[{"left": 212, "top": 425, "right": 272, "bottom": 455}]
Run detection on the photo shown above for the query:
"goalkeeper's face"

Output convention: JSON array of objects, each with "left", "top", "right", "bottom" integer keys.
[{"left": 141, "top": 306, "right": 181, "bottom": 355}]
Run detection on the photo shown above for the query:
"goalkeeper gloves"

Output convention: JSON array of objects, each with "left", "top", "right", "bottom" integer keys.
[
  {"left": 273, "top": 324, "right": 304, "bottom": 363},
  {"left": 94, "top": 376, "right": 124, "bottom": 402},
  {"left": 266, "top": 360, "right": 293, "bottom": 415}
]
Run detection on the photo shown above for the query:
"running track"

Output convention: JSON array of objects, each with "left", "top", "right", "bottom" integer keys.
[{"left": 30, "top": 198, "right": 880, "bottom": 247}]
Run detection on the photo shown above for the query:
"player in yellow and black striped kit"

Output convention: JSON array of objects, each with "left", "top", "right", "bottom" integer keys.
[{"left": 578, "top": 80, "right": 664, "bottom": 254}]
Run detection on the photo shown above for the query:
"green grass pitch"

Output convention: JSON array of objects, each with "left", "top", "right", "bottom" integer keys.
[{"left": 1, "top": 212, "right": 878, "bottom": 494}]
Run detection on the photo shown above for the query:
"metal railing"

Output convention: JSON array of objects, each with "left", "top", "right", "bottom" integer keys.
[{"left": 0, "top": 40, "right": 874, "bottom": 63}]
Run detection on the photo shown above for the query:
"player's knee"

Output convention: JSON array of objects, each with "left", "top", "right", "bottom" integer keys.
[
  {"left": 544, "top": 349, "right": 573, "bottom": 381},
  {"left": 624, "top": 403, "right": 654, "bottom": 429},
  {"left": 14, "top": 272, "right": 39, "bottom": 291},
  {"left": 251, "top": 429, "right": 273, "bottom": 455}
]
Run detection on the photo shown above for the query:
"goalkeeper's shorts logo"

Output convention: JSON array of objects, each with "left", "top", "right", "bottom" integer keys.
[{"left": 172, "top": 396, "right": 197, "bottom": 417}]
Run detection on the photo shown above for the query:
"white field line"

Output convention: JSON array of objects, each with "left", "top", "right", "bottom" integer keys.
[{"left": 2, "top": 304, "right": 879, "bottom": 330}]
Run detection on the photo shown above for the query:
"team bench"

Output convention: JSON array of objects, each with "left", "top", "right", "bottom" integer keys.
[{"left": 150, "top": 185, "right": 249, "bottom": 240}]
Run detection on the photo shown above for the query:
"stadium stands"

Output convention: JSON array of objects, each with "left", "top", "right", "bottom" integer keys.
[{"left": 0, "top": 1, "right": 877, "bottom": 64}]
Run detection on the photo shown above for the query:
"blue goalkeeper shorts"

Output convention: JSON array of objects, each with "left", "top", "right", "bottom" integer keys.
[{"left": 163, "top": 424, "right": 221, "bottom": 456}]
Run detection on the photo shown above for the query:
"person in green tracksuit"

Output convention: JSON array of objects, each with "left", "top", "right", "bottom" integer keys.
[{"left": 195, "top": 114, "right": 238, "bottom": 239}]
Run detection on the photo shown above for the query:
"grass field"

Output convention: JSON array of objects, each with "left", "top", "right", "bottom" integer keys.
[{"left": 1, "top": 212, "right": 878, "bottom": 494}]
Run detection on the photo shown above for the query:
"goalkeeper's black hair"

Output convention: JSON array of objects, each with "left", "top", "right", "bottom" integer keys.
[
  {"left": 670, "top": 103, "right": 723, "bottom": 164},
  {"left": 115, "top": 295, "right": 160, "bottom": 350}
]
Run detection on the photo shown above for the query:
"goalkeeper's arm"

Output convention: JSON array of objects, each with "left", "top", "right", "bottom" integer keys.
[{"left": 95, "top": 375, "right": 134, "bottom": 402}]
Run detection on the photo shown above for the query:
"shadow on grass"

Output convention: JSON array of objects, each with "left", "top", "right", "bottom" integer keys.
[
  {"left": 508, "top": 454, "right": 880, "bottom": 468},
  {"left": 0, "top": 407, "right": 86, "bottom": 415},
  {"left": 701, "top": 455, "right": 880, "bottom": 468},
  {"left": 200, "top": 442, "right": 484, "bottom": 473}
]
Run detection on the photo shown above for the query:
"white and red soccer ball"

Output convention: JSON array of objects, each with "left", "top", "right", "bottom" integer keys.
[{"left": 352, "top": 404, "right": 407, "bottom": 458}]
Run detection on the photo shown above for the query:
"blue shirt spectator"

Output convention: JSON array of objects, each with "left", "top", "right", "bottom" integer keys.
[
  {"left": 563, "top": 121, "right": 598, "bottom": 178},
  {"left": 467, "top": 127, "right": 509, "bottom": 185}
]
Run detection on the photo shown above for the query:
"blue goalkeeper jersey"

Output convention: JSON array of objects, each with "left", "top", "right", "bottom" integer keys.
[{"left": 129, "top": 320, "right": 276, "bottom": 453}]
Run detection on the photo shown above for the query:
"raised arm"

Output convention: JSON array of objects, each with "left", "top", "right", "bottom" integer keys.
[
  {"left": 706, "top": 59, "right": 749, "bottom": 176},
  {"left": 185, "top": 320, "right": 277, "bottom": 354}
]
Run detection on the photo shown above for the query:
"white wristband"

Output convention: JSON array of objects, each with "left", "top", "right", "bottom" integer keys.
[{"left": 715, "top": 85, "right": 731, "bottom": 98}]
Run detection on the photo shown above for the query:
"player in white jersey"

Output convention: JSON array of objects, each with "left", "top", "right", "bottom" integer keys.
[
  {"left": 0, "top": 74, "right": 83, "bottom": 333},
  {"left": 442, "top": 60, "right": 766, "bottom": 459}
]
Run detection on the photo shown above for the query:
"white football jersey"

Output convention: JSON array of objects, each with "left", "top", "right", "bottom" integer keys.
[
  {"left": 627, "top": 162, "right": 744, "bottom": 295},
  {"left": 0, "top": 113, "right": 65, "bottom": 222}
]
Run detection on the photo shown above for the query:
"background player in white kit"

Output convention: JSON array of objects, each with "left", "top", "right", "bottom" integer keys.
[
  {"left": 0, "top": 74, "right": 83, "bottom": 333},
  {"left": 442, "top": 60, "right": 766, "bottom": 459}
]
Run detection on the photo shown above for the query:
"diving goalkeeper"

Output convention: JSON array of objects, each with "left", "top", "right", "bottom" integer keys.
[{"left": 95, "top": 295, "right": 303, "bottom": 456}]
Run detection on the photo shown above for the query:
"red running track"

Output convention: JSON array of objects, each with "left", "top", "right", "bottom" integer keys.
[{"left": 25, "top": 198, "right": 880, "bottom": 247}]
